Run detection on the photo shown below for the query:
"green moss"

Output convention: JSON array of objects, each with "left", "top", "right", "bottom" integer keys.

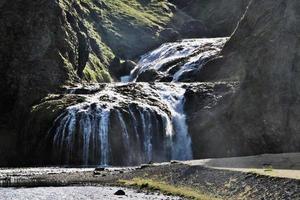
[
  {"left": 59, "top": 0, "right": 177, "bottom": 83},
  {"left": 31, "top": 95, "right": 84, "bottom": 119},
  {"left": 83, "top": 53, "right": 112, "bottom": 82},
  {"left": 120, "top": 178, "right": 219, "bottom": 200}
]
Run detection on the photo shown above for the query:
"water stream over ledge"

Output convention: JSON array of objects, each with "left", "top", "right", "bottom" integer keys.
[
  {"left": 48, "top": 37, "right": 228, "bottom": 166},
  {"left": 50, "top": 83, "right": 192, "bottom": 166}
]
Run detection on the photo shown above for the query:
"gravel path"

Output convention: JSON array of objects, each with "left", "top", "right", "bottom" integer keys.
[
  {"left": 183, "top": 153, "right": 300, "bottom": 179},
  {"left": 0, "top": 186, "right": 180, "bottom": 200}
]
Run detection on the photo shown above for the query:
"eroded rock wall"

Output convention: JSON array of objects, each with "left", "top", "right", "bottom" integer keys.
[{"left": 192, "top": 0, "right": 300, "bottom": 157}]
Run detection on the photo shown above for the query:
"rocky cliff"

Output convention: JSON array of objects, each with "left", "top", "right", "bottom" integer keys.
[{"left": 190, "top": 0, "right": 300, "bottom": 157}]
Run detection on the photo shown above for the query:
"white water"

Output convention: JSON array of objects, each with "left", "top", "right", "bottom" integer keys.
[
  {"left": 51, "top": 83, "right": 193, "bottom": 165},
  {"left": 155, "top": 84, "right": 193, "bottom": 160},
  {"left": 53, "top": 104, "right": 111, "bottom": 166},
  {"left": 50, "top": 37, "right": 228, "bottom": 166},
  {"left": 124, "top": 37, "right": 228, "bottom": 82}
]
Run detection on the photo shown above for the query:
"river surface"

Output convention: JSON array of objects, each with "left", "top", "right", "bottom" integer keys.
[{"left": 0, "top": 186, "right": 181, "bottom": 200}]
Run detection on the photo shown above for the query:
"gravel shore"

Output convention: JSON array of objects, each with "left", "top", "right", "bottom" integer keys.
[{"left": 0, "top": 153, "right": 299, "bottom": 199}]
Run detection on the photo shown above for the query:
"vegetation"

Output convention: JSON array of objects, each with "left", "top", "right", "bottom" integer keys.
[
  {"left": 58, "top": 0, "right": 175, "bottom": 83},
  {"left": 119, "top": 178, "right": 219, "bottom": 200}
]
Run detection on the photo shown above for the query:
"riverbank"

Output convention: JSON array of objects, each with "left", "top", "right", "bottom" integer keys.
[{"left": 0, "top": 153, "right": 299, "bottom": 199}]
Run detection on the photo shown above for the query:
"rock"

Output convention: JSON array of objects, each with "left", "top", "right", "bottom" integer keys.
[
  {"left": 140, "top": 164, "right": 153, "bottom": 169},
  {"left": 159, "top": 28, "right": 180, "bottom": 41},
  {"left": 180, "top": 20, "right": 208, "bottom": 38},
  {"left": 168, "top": 0, "right": 194, "bottom": 9},
  {"left": 225, "top": 0, "right": 300, "bottom": 154},
  {"left": 110, "top": 59, "right": 136, "bottom": 80},
  {"left": 194, "top": 0, "right": 300, "bottom": 156},
  {"left": 114, "top": 190, "right": 126, "bottom": 196},
  {"left": 174, "top": 0, "right": 250, "bottom": 37},
  {"left": 170, "top": 160, "right": 181, "bottom": 164},
  {"left": 95, "top": 167, "right": 106, "bottom": 172},
  {"left": 136, "top": 69, "right": 162, "bottom": 82},
  {"left": 94, "top": 167, "right": 106, "bottom": 175},
  {"left": 184, "top": 82, "right": 238, "bottom": 158},
  {"left": 0, "top": 0, "right": 257, "bottom": 166}
]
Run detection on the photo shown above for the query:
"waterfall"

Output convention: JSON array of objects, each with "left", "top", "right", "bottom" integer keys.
[
  {"left": 122, "top": 37, "right": 228, "bottom": 82},
  {"left": 50, "top": 83, "right": 194, "bottom": 166},
  {"left": 99, "top": 109, "right": 110, "bottom": 166},
  {"left": 52, "top": 103, "right": 111, "bottom": 166},
  {"left": 155, "top": 83, "right": 193, "bottom": 160},
  {"left": 48, "top": 37, "right": 228, "bottom": 166}
]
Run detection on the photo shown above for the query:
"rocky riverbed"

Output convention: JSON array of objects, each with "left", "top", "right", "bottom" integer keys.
[{"left": 0, "top": 153, "right": 299, "bottom": 199}]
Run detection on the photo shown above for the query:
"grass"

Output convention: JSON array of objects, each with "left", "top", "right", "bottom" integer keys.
[
  {"left": 58, "top": 0, "right": 176, "bottom": 83},
  {"left": 119, "top": 178, "right": 219, "bottom": 200},
  {"left": 263, "top": 165, "right": 273, "bottom": 172}
]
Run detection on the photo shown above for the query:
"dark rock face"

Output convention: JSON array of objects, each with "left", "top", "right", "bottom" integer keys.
[
  {"left": 180, "top": 20, "right": 208, "bottom": 38},
  {"left": 184, "top": 82, "right": 238, "bottom": 158},
  {"left": 178, "top": 0, "right": 250, "bottom": 37},
  {"left": 195, "top": 0, "right": 300, "bottom": 156},
  {"left": 159, "top": 28, "right": 180, "bottom": 41},
  {"left": 227, "top": 0, "right": 300, "bottom": 154}
]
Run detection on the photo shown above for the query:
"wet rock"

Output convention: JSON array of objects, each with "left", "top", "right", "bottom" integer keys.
[
  {"left": 94, "top": 167, "right": 106, "bottom": 175},
  {"left": 140, "top": 164, "right": 153, "bottom": 169},
  {"left": 114, "top": 189, "right": 126, "bottom": 196},
  {"left": 136, "top": 69, "right": 162, "bottom": 82},
  {"left": 95, "top": 167, "right": 105, "bottom": 172},
  {"left": 110, "top": 58, "right": 137, "bottom": 80},
  {"left": 26, "top": 83, "right": 194, "bottom": 166}
]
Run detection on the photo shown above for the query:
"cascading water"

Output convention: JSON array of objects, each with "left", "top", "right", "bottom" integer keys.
[
  {"left": 155, "top": 83, "right": 192, "bottom": 160},
  {"left": 122, "top": 37, "right": 228, "bottom": 82},
  {"left": 50, "top": 37, "right": 227, "bottom": 166},
  {"left": 50, "top": 83, "right": 193, "bottom": 166}
]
